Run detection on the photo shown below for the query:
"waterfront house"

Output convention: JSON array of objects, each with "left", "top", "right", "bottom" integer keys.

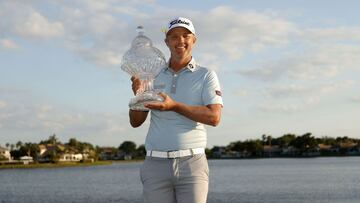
[
  {"left": 99, "top": 147, "right": 117, "bottom": 160},
  {"left": 281, "top": 146, "right": 299, "bottom": 156},
  {"left": 59, "top": 153, "right": 84, "bottom": 162},
  {"left": 37, "top": 144, "right": 90, "bottom": 162},
  {"left": 20, "top": 156, "right": 34, "bottom": 164},
  {"left": 263, "top": 145, "right": 282, "bottom": 157},
  {"left": 0, "top": 146, "right": 11, "bottom": 161},
  {"left": 340, "top": 142, "right": 360, "bottom": 155},
  {"left": 318, "top": 144, "right": 338, "bottom": 155},
  {"left": 117, "top": 151, "right": 133, "bottom": 160}
]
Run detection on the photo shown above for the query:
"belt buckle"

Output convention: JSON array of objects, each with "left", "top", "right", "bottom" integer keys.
[{"left": 167, "top": 150, "right": 179, "bottom": 159}]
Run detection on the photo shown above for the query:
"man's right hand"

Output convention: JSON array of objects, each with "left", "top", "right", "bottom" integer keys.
[{"left": 131, "top": 76, "right": 142, "bottom": 95}]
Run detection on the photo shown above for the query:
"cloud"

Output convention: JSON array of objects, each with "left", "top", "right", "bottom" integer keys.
[
  {"left": 0, "top": 99, "right": 129, "bottom": 139},
  {"left": 305, "top": 27, "right": 360, "bottom": 41},
  {"left": 257, "top": 80, "right": 356, "bottom": 114},
  {"left": 0, "top": 39, "right": 20, "bottom": 49},
  {"left": 195, "top": 6, "right": 298, "bottom": 61},
  {"left": 0, "top": 101, "right": 7, "bottom": 109},
  {"left": 265, "top": 80, "right": 356, "bottom": 98},
  {"left": 240, "top": 44, "right": 360, "bottom": 81},
  {"left": 259, "top": 103, "right": 300, "bottom": 113},
  {"left": 351, "top": 95, "right": 360, "bottom": 103},
  {"left": 15, "top": 12, "right": 64, "bottom": 38},
  {"left": 0, "top": 2, "right": 64, "bottom": 39},
  {"left": 1, "top": 1, "right": 301, "bottom": 68}
]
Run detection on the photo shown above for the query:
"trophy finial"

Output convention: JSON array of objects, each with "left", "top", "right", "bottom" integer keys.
[{"left": 136, "top": 26, "right": 144, "bottom": 35}]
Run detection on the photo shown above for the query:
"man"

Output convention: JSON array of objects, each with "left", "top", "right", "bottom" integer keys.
[{"left": 129, "top": 17, "right": 223, "bottom": 203}]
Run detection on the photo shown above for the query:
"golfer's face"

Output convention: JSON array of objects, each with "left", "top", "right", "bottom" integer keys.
[{"left": 166, "top": 27, "right": 196, "bottom": 59}]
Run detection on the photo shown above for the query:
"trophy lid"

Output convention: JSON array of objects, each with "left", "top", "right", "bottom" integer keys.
[
  {"left": 131, "top": 26, "right": 152, "bottom": 48},
  {"left": 121, "top": 26, "right": 166, "bottom": 76}
]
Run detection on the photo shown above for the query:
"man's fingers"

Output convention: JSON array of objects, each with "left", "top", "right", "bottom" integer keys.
[
  {"left": 158, "top": 92, "right": 167, "bottom": 99},
  {"left": 131, "top": 76, "right": 140, "bottom": 82}
]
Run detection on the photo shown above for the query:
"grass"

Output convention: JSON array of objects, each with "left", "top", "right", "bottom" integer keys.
[{"left": 0, "top": 161, "right": 114, "bottom": 170}]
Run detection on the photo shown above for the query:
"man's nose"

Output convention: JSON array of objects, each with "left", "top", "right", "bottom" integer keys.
[{"left": 178, "top": 36, "right": 185, "bottom": 43}]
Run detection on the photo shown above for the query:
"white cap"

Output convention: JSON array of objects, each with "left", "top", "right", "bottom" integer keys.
[{"left": 166, "top": 17, "right": 196, "bottom": 36}]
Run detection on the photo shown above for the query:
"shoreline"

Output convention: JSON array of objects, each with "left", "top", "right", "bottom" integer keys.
[
  {"left": 2, "top": 155, "right": 359, "bottom": 170},
  {"left": 0, "top": 161, "right": 114, "bottom": 170}
]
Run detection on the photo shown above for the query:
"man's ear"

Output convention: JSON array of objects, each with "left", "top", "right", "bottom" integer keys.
[
  {"left": 193, "top": 36, "right": 197, "bottom": 44},
  {"left": 164, "top": 38, "right": 169, "bottom": 47}
]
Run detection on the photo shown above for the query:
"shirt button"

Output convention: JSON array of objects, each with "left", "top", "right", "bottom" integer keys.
[
  {"left": 172, "top": 85, "right": 176, "bottom": 87},
  {"left": 174, "top": 74, "right": 177, "bottom": 77}
]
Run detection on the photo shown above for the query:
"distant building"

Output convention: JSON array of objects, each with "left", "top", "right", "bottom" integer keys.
[
  {"left": 0, "top": 146, "right": 11, "bottom": 161},
  {"left": 37, "top": 144, "right": 90, "bottom": 162},
  {"left": 98, "top": 147, "right": 116, "bottom": 160},
  {"left": 281, "top": 146, "right": 300, "bottom": 156},
  {"left": 59, "top": 153, "right": 84, "bottom": 162},
  {"left": 340, "top": 142, "right": 360, "bottom": 155},
  {"left": 20, "top": 156, "right": 34, "bottom": 164},
  {"left": 263, "top": 145, "right": 282, "bottom": 157}
]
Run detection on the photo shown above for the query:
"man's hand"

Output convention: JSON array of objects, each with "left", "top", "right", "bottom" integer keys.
[
  {"left": 145, "top": 92, "right": 222, "bottom": 126},
  {"left": 144, "top": 92, "right": 176, "bottom": 111},
  {"left": 131, "top": 76, "right": 142, "bottom": 95}
]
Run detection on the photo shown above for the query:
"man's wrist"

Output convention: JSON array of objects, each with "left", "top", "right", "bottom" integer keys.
[{"left": 171, "top": 101, "right": 181, "bottom": 112}]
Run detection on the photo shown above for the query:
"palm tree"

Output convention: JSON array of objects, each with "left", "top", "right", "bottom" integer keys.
[
  {"left": 16, "top": 141, "right": 23, "bottom": 149},
  {"left": 267, "top": 135, "right": 272, "bottom": 157}
]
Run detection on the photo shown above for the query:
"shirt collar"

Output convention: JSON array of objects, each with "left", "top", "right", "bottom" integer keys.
[{"left": 164, "top": 57, "right": 198, "bottom": 73}]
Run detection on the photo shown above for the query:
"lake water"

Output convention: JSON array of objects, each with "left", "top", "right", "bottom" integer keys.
[{"left": 1, "top": 157, "right": 360, "bottom": 203}]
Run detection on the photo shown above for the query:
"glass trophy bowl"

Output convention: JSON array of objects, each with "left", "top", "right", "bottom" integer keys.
[{"left": 121, "top": 26, "right": 166, "bottom": 111}]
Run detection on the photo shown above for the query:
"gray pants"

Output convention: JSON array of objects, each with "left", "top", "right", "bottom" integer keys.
[{"left": 140, "top": 154, "right": 209, "bottom": 203}]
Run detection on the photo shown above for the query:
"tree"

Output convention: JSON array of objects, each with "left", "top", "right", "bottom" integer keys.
[
  {"left": 243, "top": 139, "right": 263, "bottom": 156},
  {"left": 19, "top": 143, "right": 39, "bottom": 159},
  {"left": 40, "top": 134, "right": 60, "bottom": 145},
  {"left": 291, "top": 133, "right": 317, "bottom": 153},
  {"left": 6, "top": 143, "right": 10, "bottom": 149},
  {"left": 119, "top": 141, "right": 137, "bottom": 155},
  {"left": 68, "top": 138, "right": 79, "bottom": 148},
  {"left": 228, "top": 141, "right": 245, "bottom": 152},
  {"left": 267, "top": 135, "right": 272, "bottom": 146},
  {"left": 136, "top": 144, "right": 146, "bottom": 158},
  {"left": 278, "top": 134, "right": 296, "bottom": 148},
  {"left": 16, "top": 141, "right": 23, "bottom": 149},
  {"left": 262, "top": 134, "right": 267, "bottom": 145}
]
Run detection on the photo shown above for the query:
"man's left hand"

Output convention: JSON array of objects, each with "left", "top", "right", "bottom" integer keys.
[{"left": 144, "top": 92, "right": 176, "bottom": 111}]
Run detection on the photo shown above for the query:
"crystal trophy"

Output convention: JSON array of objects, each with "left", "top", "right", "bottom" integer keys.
[{"left": 121, "top": 26, "right": 166, "bottom": 111}]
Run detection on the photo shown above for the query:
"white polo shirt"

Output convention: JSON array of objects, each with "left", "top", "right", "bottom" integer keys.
[{"left": 145, "top": 58, "right": 223, "bottom": 151}]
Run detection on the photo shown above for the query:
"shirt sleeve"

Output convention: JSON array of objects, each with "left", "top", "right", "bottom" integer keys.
[{"left": 202, "top": 70, "right": 223, "bottom": 106}]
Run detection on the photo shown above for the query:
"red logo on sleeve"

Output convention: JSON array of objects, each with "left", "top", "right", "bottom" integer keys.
[{"left": 215, "top": 90, "right": 222, "bottom": 96}]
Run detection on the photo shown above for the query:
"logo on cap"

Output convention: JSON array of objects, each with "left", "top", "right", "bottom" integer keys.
[
  {"left": 166, "top": 17, "right": 195, "bottom": 35},
  {"left": 169, "top": 19, "right": 190, "bottom": 28}
]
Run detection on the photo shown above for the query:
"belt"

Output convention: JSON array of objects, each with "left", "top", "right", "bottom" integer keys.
[{"left": 146, "top": 148, "right": 205, "bottom": 159}]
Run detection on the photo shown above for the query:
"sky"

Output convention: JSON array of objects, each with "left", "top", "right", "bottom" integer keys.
[{"left": 1, "top": 0, "right": 360, "bottom": 148}]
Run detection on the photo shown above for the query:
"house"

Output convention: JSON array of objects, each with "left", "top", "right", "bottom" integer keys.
[
  {"left": 263, "top": 145, "right": 282, "bottom": 157},
  {"left": 281, "top": 146, "right": 300, "bottom": 156},
  {"left": 318, "top": 144, "right": 338, "bottom": 155},
  {"left": 0, "top": 146, "right": 11, "bottom": 161},
  {"left": 211, "top": 146, "right": 227, "bottom": 158},
  {"left": 117, "top": 151, "right": 133, "bottom": 160},
  {"left": 59, "top": 153, "right": 84, "bottom": 162},
  {"left": 340, "top": 142, "right": 360, "bottom": 155},
  {"left": 20, "top": 156, "right": 34, "bottom": 164},
  {"left": 99, "top": 147, "right": 116, "bottom": 160},
  {"left": 37, "top": 144, "right": 90, "bottom": 162}
]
